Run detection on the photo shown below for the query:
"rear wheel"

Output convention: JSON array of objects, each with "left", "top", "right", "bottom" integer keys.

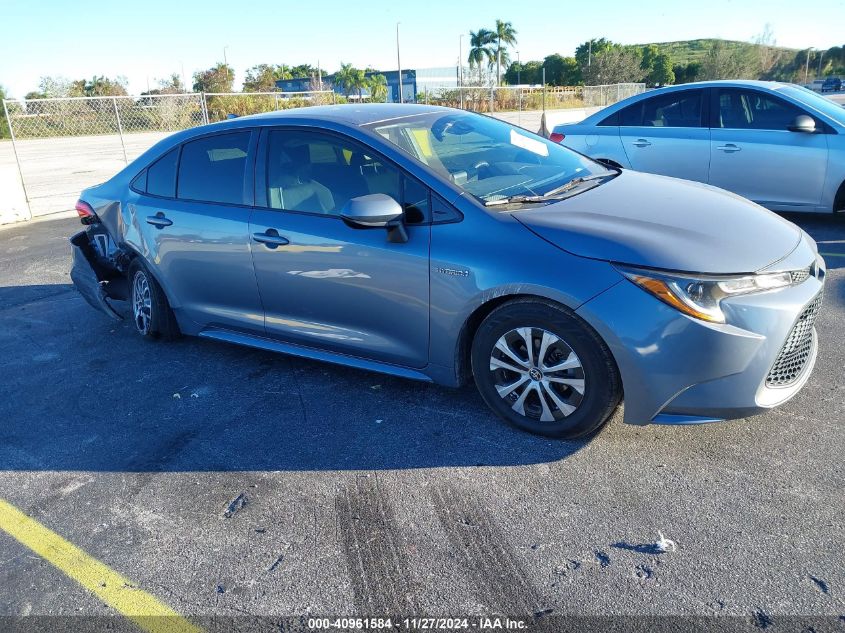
[
  {"left": 471, "top": 299, "right": 621, "bottom": 439},
  {"left": 128, "top": 260, "right": 179, "bottom": 341}
]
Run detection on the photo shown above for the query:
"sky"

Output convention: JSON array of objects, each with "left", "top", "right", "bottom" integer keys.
[{"left": 1, "top": 0, "right": 843, "bottom": 97}]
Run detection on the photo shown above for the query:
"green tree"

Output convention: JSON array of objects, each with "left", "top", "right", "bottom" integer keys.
[
  {"left": 192, "top": 64, "right": 234, "bottom": 93},
  {"left": 367, "top": 73, "right": 388, "bottom": 102},
  {"left": 583, "top": 46, "right": 644, "bottom": 85},
  {"left": 543, "top": 54, "right": 581, "bottom": 85},
  {"left": 575, "top": 38, "right": 614, "bottom": 69},
  {"left": 468, "top": 29, "right": 496, "bottom": 84},
  {"left": 290, "top": 64, "right": 316, "bottom": 79},
  {"left": 243, "top": 64, "right": 293, "bottom": 92},
  {"left": 334, "top": 63, "right": 366, "bottom": 99},
  {"left": 493, "top": 20, "right": 518, "bottom": 85},
  {"left": 700, "top": 40, "right": 759, "bottom": 80},
  {"left": 648, "top": 54, "right": 675, "bottom": 86},
  {"left": 81, "top": 75, "right": 129, "bottom": 97},
  {"left": 504, "top": 60, "right": 543, "bottom": 84},
  {"left": 673, "top": 62, "right": 702, "bottom": 84}
]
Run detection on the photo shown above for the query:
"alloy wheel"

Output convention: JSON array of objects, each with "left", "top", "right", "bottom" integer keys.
[
  {"left": 489, "top": 327, "right": 586, "bottom": 422},
  {"left": 132, "top": 270, "right": 152, "bottom": 335}
]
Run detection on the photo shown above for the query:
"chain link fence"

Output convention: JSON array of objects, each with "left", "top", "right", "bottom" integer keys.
[
  {"left": 1, "top": 84, "right": 641, "bottom": 220},
  {"left": 1, "top": 91, "right": 334, "bottom": 219}
]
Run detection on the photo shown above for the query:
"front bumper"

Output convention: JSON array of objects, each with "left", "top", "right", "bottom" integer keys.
[{"left": 576, "top": 254, "right": 826, "bottom": 426}]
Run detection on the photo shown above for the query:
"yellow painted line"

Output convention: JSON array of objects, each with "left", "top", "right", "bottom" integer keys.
[{"left": 0, "top": 498, "right": 202, "bottom": 633}]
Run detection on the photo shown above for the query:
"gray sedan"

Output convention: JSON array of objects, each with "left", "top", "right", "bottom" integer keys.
[
  {"left": 553, "top": 80, "right": 845, "bottom": 214},
  {"left": 70, "top": 104, "right": 825, "bottom": 438}
]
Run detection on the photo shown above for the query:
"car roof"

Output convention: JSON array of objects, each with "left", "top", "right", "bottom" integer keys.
[
  {"left": 573, "top": 80, "right": 812, "bottom": 126},
  {"left": 241, "top": 102, "right": 447, "bottom": 126}
]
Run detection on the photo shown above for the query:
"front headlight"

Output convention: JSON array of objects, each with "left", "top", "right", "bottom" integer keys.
[{"left": 615, "top": 265, "right": 796, "bottom": 324}]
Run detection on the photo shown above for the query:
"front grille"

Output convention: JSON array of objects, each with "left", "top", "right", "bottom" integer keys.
[
  {"left": 790, "top": 268, "right": 811, "bottom": 284},
  {"left": 766, "top": 292, "right": 823, "bottom": 387}
]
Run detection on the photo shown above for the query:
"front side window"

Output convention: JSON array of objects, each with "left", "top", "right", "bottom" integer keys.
[
  {"left": 619, "top": 91, "right": 702, "bottom": 128},
  {"left": 366, "top": 112, "right": 607, "bottom": 205},
  {"left": 718, "top": 90, "right": 804, "bottom": 130},
  {"left": 177, "top": 132, "right": 251, "bottom": 204},
  {"left": 266, "top": 130, "right": 401, "bottom": 216}
]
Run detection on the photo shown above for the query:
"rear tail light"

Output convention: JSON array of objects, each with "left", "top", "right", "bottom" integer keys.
[
  {"left": 75, "top": 199, "right": 99, "bottom": 225},
  {"left": 549, "top": 132, "right": 566, "bottom": 143}
]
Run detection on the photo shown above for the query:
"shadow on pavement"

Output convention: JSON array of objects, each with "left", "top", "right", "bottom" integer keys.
[{"left": 0, "top": 284, "right": 590, "bottom": 473}]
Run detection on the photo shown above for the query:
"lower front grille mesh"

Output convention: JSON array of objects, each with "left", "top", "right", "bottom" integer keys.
[{"left": 766, "top": 293, "right": 823, "bottom": 388}]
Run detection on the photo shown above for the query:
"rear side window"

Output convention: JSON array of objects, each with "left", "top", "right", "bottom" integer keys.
[
  {"left": 146, "top": 148, "right": 179, "bottom": 198},
  {"left": 177, "top": 132, "right": 251, "bottom": 205},
  {"left": 597, "top": 111, "right": 619, "bottom": 126},
  {"left": 618, "top": 91, "right": 702, "bottom": 128}
]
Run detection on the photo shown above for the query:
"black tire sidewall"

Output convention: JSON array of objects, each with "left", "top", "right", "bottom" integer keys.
[{"left": 471, "top": 301, "right": 620, "bottom": 438}]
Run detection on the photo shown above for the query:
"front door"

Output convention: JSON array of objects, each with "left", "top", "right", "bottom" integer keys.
[
  {"left": 249, "top": 128, "right": 431, "bottom": 368},
  {"left": 708, "top": 88, "right": 829, "bottom": 209}
]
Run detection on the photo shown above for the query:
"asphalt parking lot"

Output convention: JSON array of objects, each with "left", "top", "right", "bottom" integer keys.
[{"left": 0, "top": 214, "right": 844, "bottom": 630}]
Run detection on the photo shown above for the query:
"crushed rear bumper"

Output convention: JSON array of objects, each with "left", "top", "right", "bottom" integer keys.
[{"left": 69, "top": 231, "right": 122, "bottom": 321}]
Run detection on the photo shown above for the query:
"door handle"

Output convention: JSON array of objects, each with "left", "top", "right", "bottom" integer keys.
[
  {"left": 146, "top": 212, "right": 172, "bottom": 228},
  {"left": 632, "top": 139, "right": 651, "bottom": 148},
  {"left": 252, "top": 229, "right": 289, "bottom": 248},
  {"left": 717, "top": 144, "right": 741, "bottom": 153}
]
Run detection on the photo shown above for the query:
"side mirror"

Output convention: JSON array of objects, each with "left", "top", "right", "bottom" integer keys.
[
  {"left": 787, "top": 114, "right": 816, "bottom": 133},
  {"left": 340, "top": 194, "right": 408, "bottom": 243}
]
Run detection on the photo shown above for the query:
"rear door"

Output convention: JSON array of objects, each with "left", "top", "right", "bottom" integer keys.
[
  {"left": 130, "top": 130, "right": 264, "bottom": 333},
  {"left": 248, "top": 127, "right": 431, "bottom": 368},
  {"left": 618, "top": 88, "right": 711, "bottom": 182},
  {"left": 708, "top": 88, "right": 829, "bottom": 209}
]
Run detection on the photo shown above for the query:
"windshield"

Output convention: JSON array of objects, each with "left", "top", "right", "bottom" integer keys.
[
  {"left": 778, "top": 85, "right": 845, "bottom": 125},
  {"left": 365, "top": 111, "right": 609, "bottom": 205}
]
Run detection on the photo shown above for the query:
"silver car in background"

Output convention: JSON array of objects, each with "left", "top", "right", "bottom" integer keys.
[{"left": 553, "top": 80, "right": 845, "bottom": 214}]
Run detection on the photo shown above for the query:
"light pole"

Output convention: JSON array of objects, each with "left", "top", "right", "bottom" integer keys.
[
  {"left": 516, "top": 50, "right": 521, "bottom": 85},
  {"left": 804, "top": 47, "right": 813, "bottom": 85},
  {"left": 818, "top": 50, "right": 825, "bottom": 77},
  {"left": 458, "top": 34, "right": 464, "bottom": 109},
  {"left": 223, "top": 45, "right": 230, "bottom": 84},
  {"left": 396, "top": 22, "right": 403, "bottom": 103}
]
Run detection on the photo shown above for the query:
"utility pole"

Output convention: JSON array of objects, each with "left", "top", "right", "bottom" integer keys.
[
  {"left": 223, "top": 45, "right": 230, "bottom": 83},
  {"left": 588, "top": 40, "right": 592, "bottom": 67},
  {"left": 804, "top": 48, "right": 813, "bottom": 85},
  {"left": 516, "top": 50, "right": 521, "bottom": 85},
  {"left": 458, "top": 34, "right": 464, "bottom": 109},
  {"left": 396, "top": 22, "right": 403, "bottom": 103},
  {"left": 817, "top": 50, "right": 825, "bottom": 77}
]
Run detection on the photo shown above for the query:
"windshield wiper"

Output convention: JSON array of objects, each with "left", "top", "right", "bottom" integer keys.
[{"left": 484, "top": 172, "right": 614, "bottom": 207}]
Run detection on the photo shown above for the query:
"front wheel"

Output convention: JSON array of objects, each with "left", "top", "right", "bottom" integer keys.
[{"left": 471, "top": 299, "right": 621, "bottom": 439}]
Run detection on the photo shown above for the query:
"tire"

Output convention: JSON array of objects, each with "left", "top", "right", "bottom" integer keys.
[
  {"left": 128, "top": 259, "right": 180, "bottom": 341},
  {"left": 471, "top": 299, "right": 621, "bottom": 439}
]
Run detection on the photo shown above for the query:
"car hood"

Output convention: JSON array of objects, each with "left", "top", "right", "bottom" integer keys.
[{"left": 512, "top": 170, "right": 801, "bottom": 274}]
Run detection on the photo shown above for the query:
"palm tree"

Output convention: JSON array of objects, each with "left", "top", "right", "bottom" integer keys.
[
  {"left": 468, "top": 29, "right": 496, "bottom": 85},
  {"left": 367, "top": 74, "right": 388, "bottom": 102},
  {"left": 335, "top": 63, "right": 365, "bottom": 99},
  {"left": 494, "top": 20, "right": 518, "bottom": 85}
]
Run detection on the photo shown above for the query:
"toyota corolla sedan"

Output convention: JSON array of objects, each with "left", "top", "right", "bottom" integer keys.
[
  {"left": 70, "top": 104, "right": 825, "bottom": 439},
  {"left": 552, "top": 80, "right": 845, "bottom": 214}
]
